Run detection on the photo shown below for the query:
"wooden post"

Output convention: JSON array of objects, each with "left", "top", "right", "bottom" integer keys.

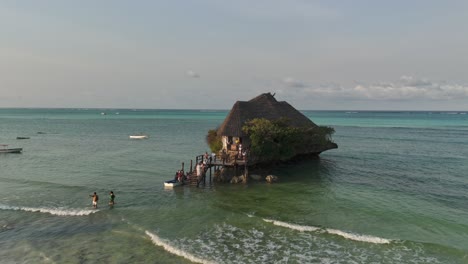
[
  {"left": 190, "top": 160, "right": 193, "bottom": 173},
  {"left": 244, "top": 161, "right": 248, "bottom": 183},
  {"left": 234, "top": 162, "right": 238, "bottom": 178},
  {"left": 203, "top": 168, "right": 206, "bottom": 185},
  {"left": 181, "top": 162, "right": 184, "bottom": 172}
]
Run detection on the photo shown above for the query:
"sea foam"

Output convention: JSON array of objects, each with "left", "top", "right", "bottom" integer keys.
[
  {"left": 0, "top": 204, "right": 98, "bottom": 216},
  {"left": 263, "top": 218, "right": 391, "bottom": 244},
  {"left": 263, "top": 219, "right": 320, "bottom": 232},
  {"left": 325, "top": 228, "right": 391, "bottom": 244},
  {"left": 145, "top": 231, "right": 216, "bottom": 264}
]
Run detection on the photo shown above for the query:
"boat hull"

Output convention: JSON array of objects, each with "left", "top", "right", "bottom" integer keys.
[
  {"left": 0, "top": 148, "right": 23, "bottom": 153},
  {"left": 164, "top": 180, "right": 182, "bottom": 187},
  {"left": 129, "top": 135, "right": 148, "bottom": 139}
]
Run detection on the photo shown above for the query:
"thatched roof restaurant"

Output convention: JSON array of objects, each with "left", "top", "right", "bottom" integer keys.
[{"left": 217, "top": 92, "right": 337, "bottom": 159}]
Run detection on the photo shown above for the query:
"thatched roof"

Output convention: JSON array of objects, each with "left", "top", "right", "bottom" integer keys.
[{"left": 217, "top": 93, "right": 317, "bottom": 137}]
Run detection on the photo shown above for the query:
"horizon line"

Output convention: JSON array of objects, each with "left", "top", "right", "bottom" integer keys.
[{"left": 0, "top": 107, "right": 467, "bottom": 112}]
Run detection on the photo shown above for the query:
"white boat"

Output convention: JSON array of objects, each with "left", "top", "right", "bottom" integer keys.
[
  {"left": 164, "top": 179, "right": 182, "bottom": 187},
  {"left": 129, "top": 135, "right": 149, "bottom": 139},
  {"left": 0, "top": 144, "right": 22, "bottom": 153}
]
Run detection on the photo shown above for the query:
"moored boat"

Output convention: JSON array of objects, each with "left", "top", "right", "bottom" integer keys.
[
  {"left": 164, "top": 179, "right": 183, "bottom": 187},
  {"left": 0, "top": 145, "right": 23, "bottom": 153},
  {"left": 129, "top": 135, "right": 149, "bottom": 139}
]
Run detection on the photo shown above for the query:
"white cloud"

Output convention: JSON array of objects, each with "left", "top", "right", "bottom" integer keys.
[
  {"left": 186, "top": 70, "right": 200, "bottom": 78},
  {"left": 282, "top": 77, "right": 306, "bottom": 88}
]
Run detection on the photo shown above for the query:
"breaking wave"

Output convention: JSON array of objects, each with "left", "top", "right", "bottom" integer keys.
[
  {"left": 325, "top": 228, "right": 392, "bottom": 244},
  {"left": 263, "top": 219, "right": 320, "bottom": 232},
  {"left": 145, "top": 230, "right": 216, "bottom": 264},
  {"left": 0, "top": 204, "right": 98, "bottom": 216},
  {"left": 263, "top": 219, "right": 391, "bottom": 244}
]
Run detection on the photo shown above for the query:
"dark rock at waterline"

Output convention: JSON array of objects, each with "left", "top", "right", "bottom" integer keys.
[{"left": 265, "top": 175, "right": 278, "bottom": 183}]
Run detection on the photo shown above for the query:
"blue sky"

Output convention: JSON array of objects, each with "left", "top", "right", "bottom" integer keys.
[{"left": 1, "top": 0, "right": 467, "bottom": 110}]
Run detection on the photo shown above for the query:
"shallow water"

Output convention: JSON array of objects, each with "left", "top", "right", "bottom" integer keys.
[{"left": 1, "top": 109, "right": 467, "bottom": 263}]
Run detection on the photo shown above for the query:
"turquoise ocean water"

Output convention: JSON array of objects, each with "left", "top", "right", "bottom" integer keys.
[{"left": 0, "top": 109, "right": 467, "bottom": 263}]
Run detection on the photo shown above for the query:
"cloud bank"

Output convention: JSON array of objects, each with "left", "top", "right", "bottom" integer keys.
[{"left": 281, "top": 76, "right": 468, "bottom": 101}]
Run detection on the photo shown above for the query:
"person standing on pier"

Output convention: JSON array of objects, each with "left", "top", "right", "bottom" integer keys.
[{"left": 196, "top": 162, "right": 202, "bottom": 179}]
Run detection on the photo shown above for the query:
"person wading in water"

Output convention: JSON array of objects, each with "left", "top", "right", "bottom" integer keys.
[
  {"left": 109, "top": 191, "right": 116, "bottom": 207},
  {"left": 90, "top": 192, "right": 99, "bottom": 209}
]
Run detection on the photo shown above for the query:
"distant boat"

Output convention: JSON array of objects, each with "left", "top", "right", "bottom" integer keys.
[
  {"left": 16, "top": 137, "right": 30, "bottom": 140},
  {"left": 0, "top": 145, "right": 23, "bottom": 153},
  {"left": 101, "top": 112, "right": 106, "bottom": 115},
  {"left": 164, "top": 179, "right": 182, "bottom": 187},
  {"left": 129, "top": 135, "right": 149, "bottom": 139}
]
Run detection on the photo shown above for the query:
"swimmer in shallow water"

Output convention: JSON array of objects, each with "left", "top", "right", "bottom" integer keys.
[{"left": 109, "top": 191, "right": 115, "bottom": 206}]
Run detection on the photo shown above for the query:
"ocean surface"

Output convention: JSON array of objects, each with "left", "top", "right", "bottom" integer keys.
[{"left": 1, "top": 108, "right": 467, "bottom": 263}]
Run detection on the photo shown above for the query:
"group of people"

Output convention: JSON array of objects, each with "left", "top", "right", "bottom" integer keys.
[
  {"left": 222, "top": 146, "right": 249, "bottom": 161},
  {"left": 174, "top": 170, "right": 187, "bottom": 182},
  {"left": 89, "top": 191, "right": 115, "bottom": 209},
  {"left": 203, "top": 152, "right": 217, "bottom": 164}
]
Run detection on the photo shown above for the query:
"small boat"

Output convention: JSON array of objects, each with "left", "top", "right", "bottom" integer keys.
[
  {"left": 16, "top": 137, "right": 30, "bottom": 140},
  {"left": 0, "top": 145, "right": 23, "bottom": 153},
  {"left": 129, "top": 135, "right": 149, "bottom": 139},
  {"left": 164, "top": 179, "right": 183, "bottom": 187}
]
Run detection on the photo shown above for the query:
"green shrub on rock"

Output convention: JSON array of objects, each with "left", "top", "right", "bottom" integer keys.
[
  {"left": 206, "top": 129, "right": 222, "bottom": 153},
  {"left": 242, "top": 118, "right": 335, "bottom": 162}
]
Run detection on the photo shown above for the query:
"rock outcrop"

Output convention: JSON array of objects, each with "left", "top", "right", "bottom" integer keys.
[{"left": 265, "top": 175, "right": 278, "bottom": 183}]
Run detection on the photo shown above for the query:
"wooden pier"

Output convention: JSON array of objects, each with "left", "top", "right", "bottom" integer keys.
[{"left": 176, "top": 152, "right": 249, "bottom": 187}]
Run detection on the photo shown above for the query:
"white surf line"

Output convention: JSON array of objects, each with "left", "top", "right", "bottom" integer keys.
[
  {"left": 145, "top": 231, "right": 217, "bottom": 264},
  {"left": 0, "top": 205, "right": 98, "bottom": 216},
  {"left": 263, "top": 218, "right": 391, "bottom": 244},
  {"left": 325, "top": 228, "right": 391, "bottom": 244},
  {"left": 263, "top": 219, "right": 320, "bottom": 232}
]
